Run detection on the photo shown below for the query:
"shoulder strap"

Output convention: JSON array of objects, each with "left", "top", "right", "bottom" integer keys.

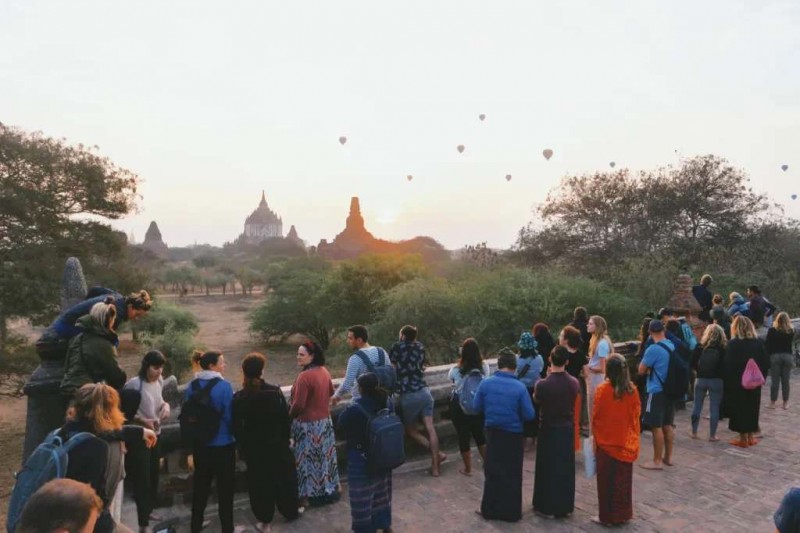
[
  {"left": 377, "top": 348, "right": 387, "bottom": 367},
  {"left": 517, "top": 358, "right": 533, "bottom": 379},
  {"left": 356, "top": 350, "right": 376, "bottom": 372},
  {"left": 653, "top": 342, "right": 674, "bottom": 385}
]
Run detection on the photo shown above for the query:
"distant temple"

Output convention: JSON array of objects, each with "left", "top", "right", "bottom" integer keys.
[
  {"left": 241, "top": 191, "right": 283, "bottom": 244},
  {"left": 142, "top": 221, "right": 169, "bottom": 258},
  {"left": 317, "top": 197, "right": 448, "bottom": 262}
]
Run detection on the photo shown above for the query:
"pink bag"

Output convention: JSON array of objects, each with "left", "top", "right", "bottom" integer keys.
[{"left": 741, "top": 358, "right": 765, "bottom": 390}]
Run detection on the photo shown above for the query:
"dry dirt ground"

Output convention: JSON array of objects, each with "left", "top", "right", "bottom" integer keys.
[{"left": 0, "top": 293, "right": 311, "bottom": 525}]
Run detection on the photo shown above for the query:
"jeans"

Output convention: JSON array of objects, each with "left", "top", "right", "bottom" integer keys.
[
  {"left": 770, "top": 352, "right": 794, "bottom": 403},
  {"left": 691, "top": 378, "right": 723, "bottom": 437}
]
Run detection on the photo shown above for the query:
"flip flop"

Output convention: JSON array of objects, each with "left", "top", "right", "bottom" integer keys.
[{"left": 729, "top": 439, "right": 749, "bottom": 448}]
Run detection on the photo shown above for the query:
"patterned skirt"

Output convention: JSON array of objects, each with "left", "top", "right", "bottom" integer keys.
[
  {"left": 292, "top": 417, "right": 340, "bottom": 503},
  {"left": 596, "top": 447, "right": 633, "bottom": 524},
  {"left": 347, "top": 449, "right": 392, "bottom": 533}
]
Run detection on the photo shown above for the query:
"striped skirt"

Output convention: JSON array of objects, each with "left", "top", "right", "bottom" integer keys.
[
  {"left": 292, "top": 417, "right": 340, "bottom": 503},
  {"left": 347, "top": 449, "right": 392, "bottom": 533}
]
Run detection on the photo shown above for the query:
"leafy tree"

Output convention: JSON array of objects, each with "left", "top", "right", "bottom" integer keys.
[{"left": 0, "top": 125, "right": 138, "bottom": 355}]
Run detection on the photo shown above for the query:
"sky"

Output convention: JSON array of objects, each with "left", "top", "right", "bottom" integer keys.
[{"left": 2, "top": 1, "right": 799, "bottom": 250}]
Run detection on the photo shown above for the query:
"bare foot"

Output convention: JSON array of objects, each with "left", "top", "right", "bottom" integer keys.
[
  {"left": 709, "top": 436, "right": 720, "bottom": 442},
  {"left": 768, "top": 402, "right": 776, "bottom": 409},
  {"left": 689, "top": 432, "right": 698, "bottom": 439},
  {"left": 639, "top": 462, "right": 663, "bottom": 470},
  {"left": 438, "top": 451, "right": 447, "bottom": 464},
  {"left": 662, "top": 459, "right": 674, "bottom": 466},
  {"left": 783, "top": 403, "right": 789, "bottom": 410},
  {"left": 459, "top": 468, "right": 472, "bottom": 476}
]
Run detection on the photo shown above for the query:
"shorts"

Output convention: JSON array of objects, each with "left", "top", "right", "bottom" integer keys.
[
  {"left": 398, "top": 388, "right": 434, "bottom": 425},
  {"left": 643, "top": 392, "right": 675, "bottom": 428}
]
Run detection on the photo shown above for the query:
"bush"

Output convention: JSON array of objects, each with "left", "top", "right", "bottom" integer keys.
[
  {"left": 0, "top": 334, "right": 39, "bottom": 396},
  {"left": 139, "top": 323, "right": 202, "bottom": 380},
  {"left": 133, "top": 301, "right": 199, "bottom": 336}
]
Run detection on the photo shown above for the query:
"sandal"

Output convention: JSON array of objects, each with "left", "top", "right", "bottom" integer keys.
[{"left": 729, "top": 439, "right": 749, "bottom": 448}]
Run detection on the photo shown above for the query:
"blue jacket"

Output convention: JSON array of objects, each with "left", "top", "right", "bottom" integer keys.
[
  {"left": 53, "top": 289, "right": 126, "bottom": 339},
  {"left": 728, "top": 295, "right": 750, "bottom": 317},
  {"left": 184, "top": 371, "right": 235, "bottom": 447},
  {"left": 472, "top": 371, "right": 535, "bottom": 434}
]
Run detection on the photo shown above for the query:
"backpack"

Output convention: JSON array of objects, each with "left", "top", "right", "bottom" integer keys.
[
  {"left": 653, "top": 341, "right": 689, "bottom": 399},
  {"left": 680, "top": 321, "right": 698, "bottom": 351},
  {"left": 7, "top": 429, "right": 95, "bottom": 533},
  {"left": 456, "top": 369, "right": 484, "bottom": 415},
  {"left": 353, "top": 401, "right": 405, "bottom": 475},
  {"left": 356, "top": 349, "right": 398, "bottom": 393},
  {"left": 741, "top": 358, "right": 766, "bottom": 390},
  {"left": 178, "top": 378, "right": 222, "bottom": 447}
]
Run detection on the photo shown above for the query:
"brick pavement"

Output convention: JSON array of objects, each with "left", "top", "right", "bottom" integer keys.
[{"left": 128, "top": 383, "right": 800, "bottom": 532}]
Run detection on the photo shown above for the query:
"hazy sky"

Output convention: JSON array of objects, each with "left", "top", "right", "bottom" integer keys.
[{"left": 2, "top": 1, "right": 799, "bottom": 249}]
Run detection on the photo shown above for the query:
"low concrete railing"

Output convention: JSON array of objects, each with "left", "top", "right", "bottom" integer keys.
[{"left": 154, "top": 342, "right": 640, "bottom": 502}]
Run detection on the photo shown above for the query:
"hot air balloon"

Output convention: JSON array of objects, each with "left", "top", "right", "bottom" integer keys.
[
  {"left": 407, "top": 175, "right": 413, "bottom": 182},
  {"left": 339, "top": 136, "right": 347, "bottom": 145},
  {"left": 457, "top": 144, "right": 465, "bottom": 154},
  {"left": 505, "top": 174, "right": 512, "bottom": 182},
  {"left": 542, "top": 149, "right": 553, "bottom": 160},
  {"left": 792, "top": 194, "right": 797, "bottom": 200},
  {"left": 479, "top": 114, "right": 486, "bottom": 121},
  {"left": 609, "top": 161, "right": 616, "bottom": 168},
  {"left": 782, "top": 165, "right": 789, "bottom": 172}
]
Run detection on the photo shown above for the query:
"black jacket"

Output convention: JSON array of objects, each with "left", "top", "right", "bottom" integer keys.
[{"left": 232, "top": 381, "right": 292, "bottom": 461}]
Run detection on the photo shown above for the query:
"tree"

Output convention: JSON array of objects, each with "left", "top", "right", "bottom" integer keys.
[{"left": 0, "top": 125, "right": 139, "bottom": 355}]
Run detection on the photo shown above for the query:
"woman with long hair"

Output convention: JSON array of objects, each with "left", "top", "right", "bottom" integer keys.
[
  {"left": 591, "top": 354, "right": 640, "bottom": 526},
  {"left": 690, "top": 325, "right": 726, "bottom": 441},
  {"left": 767, "top": 312, "right": 795, "bottom": 409},
  {"left": 289, "top": 341, "right": 340, "bottom": 507},
  {"left": 585, "top": 315, "right": 613, "bottom": 427},
  {"left": 532, "top": 323, "right": 555, "bottom": 378},
  {"left": 233, "top": 353, "right": 300, "bottom": 533},
  {"left": 337, "top": 373, "right": 393, "bottom": 533},
  {"left": 724, "top": 316, "right": 769, "bottom": 447},
  {"left": 447, "top": 337, "right": 490, "bottom": 476},
  {"left": 634, "top": 317, "right": 652, "bottom": 431},
  {"left": 61, "top": 383, "right": 157, "bottom": 533}
]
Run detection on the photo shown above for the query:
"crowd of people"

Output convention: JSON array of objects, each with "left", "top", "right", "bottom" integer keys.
[{"left": 10, "top": 276, "right": 800, "bottom": 532}]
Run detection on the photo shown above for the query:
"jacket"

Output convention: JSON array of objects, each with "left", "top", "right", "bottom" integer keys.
[
  {"left": 52, "top": 290, "right": 126, "bottom": 340},
  {"left": 728, "top": 295, "right": 750, "bottom": 317},
  {"left": 232, "top": 380, "right": 291, "bottom": 460},
  {"left": 472, "top": 371, "right": 535, "bottom": 434},
  {"left": 60, "top": 315, "right": 126, "bottom": 396},
  {"left": 184, "top": 370, "right": 235, "bottom": 447}
]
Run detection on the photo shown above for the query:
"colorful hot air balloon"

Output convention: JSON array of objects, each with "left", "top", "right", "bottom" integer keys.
[
  {"left": 457, "top": 144, "right": 465, "bottom": 154},
  {"left": 407, "top": 175, "right": 413, "bottom": 182},
  {"left": 782, "top": 165, "right": 789, "bottom": 171},
  {"left": 479, "top": 114, "right": 486, "bottom": 121},
  {"left": 792, "top": 194, "right": 797, "bottom": 200},
  {"left": 339, "top": 136, "right": 347, "bottom": 145},
  {"left": 505, "top": 174, "right": 512, "bottom": 182},
  {"left": 609, "top": 161, "right": 616, "bottom": 168},
  {"left": 542, "top": 149, "right": 553, "bottom": 160}
]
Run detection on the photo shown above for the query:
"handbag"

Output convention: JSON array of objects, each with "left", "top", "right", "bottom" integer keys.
[
  {"left": 741, "top": 358, "right": 765, "bottom": 390},
  {"left": 583, "top": 436, "right": 596, "bottom": 477}
]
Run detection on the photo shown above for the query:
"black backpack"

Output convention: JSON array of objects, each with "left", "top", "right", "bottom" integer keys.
[
  {"left": 179, "top": 378, "right": 222, "bottom": 447},
  {"left": 653, "top": 341, "right": 689, "bottom": 399},
  {"left": 356, "top": 349, "right": 398, "bottom": 393},
  {"left": 353, "top": 401, "right": 405, "bottom": 475}
]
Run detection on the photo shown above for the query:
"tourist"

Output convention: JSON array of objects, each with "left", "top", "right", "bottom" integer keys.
[
  {"left": 560, "top": 325, "right": 589, "bottom": 436},
  {"left": 692, "top": 274, "right": 714, "bottom": 323},
  {"left": 185, "top": 351, "right": 236, "bottom": 533},
  {"left": 532, "top": 323, "right": 555, "bottom": 378},
  {"left": 388, "top": 325, "right": 445, "bottom": 477},
  {"left": 60, "top": 297, "right": 128, "bottom": 397},
  {"left": 123, "top": 350, "right": 171, "bottom": 533},
  {"left": 665, "top": 319, "right": 692, "bottom": 409},
  {"left": 767, "top": 312, "right": 796, "bottom": 409},
  {"left": 711, "top": 295, "right": 732, "bottom": 339},
  {"left": 569, "top": 306, "right": 591, "bottom": 353},
  {"left": 331, "top": 325, "right": 390, "bottom": 404},
  {"left": 633, "top": 317, "right": 653, "bottom": 430},
  {"left": 474, "top": 351, "right": 535, "bottom": 522},
  {"left": 337, "top": 373, "right": 393, "bottom": 533},
  {"left": 289, "top": 340, "right": 340, "bottom": 507},
  {"left": 774, "top": 486, "right": 800, "bottom": 532},
  {"left": 59, "top": 383, "right": 157, "bottom": 533},
  {"left": 190, "top": 350, "right": 203, "bottom": 376},
  {"left": 585, "top": 315, "right": 613, "bottom": 427},
  {"left": 690, "top": 325, "right": 726, "bottom": 441},
  {"left": 516, "top": 332, "right": 544, "bottom": 448},
  {"left": 447, "top": 338, "right": 490, "bottom": 476},
  {"left": 747, "top": 285, "right": 776, "bottom": 327},
  {"left": 727, "top": 292, "right": 750, "bottom": 318},
  {"left": 638, "top": 320, "right": 675, "bottom": 470},
  {"left": 15, "top": 478, "right": 104, "bottom": 533},
  {"left": 724, "top": 316, "right": 769, "bottom": 447},
  {"left": 233, "top": 353, "right": 300, "bottom": 533},
  {"left": 591, "top": 353, "right": 640, "bottom": 526},
  {"left": 532, "top": 345, "right": 580, "bottom": 520}
]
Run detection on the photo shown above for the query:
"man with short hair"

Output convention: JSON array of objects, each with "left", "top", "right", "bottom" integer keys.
[
  {"left": 748, "top": 285, "right": 777, "bottom": 329},
  {"left": 15, "top": 478, "right": 103, "bottom": 533},
  {"left": 473, "top": 351, "right": 535, "bottom": 522},
  {"left": 185, "top": 350, "right": 236, "bottom": 533},
  {"left": 388, "top": 325, "right": 446, "bottom": 476},
  {"left": 331, "top": 325, "right": 389, "bottom": 405},
  {"left": 692, "top": 274, "right": 714, "bottom": 322},
  {"left": 639, "top": 320, "right": 675, "bottom": 470}
]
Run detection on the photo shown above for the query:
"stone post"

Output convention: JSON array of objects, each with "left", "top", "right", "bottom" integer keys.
[
  {"left": 666, "top": 273, "right": 703, "bottom": 329},
  {"left": 22, "top": 258, "right": 87, "bottom": 460}
]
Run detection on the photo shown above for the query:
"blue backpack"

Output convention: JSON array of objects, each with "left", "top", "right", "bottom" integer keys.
[
  {"left": 354, "top": 402, "right": 405, "bottom": 475},
  {"left": 456, "top": 369, "right": 484, "bottom": 415},
  {"left": 680, "top": 321, "right": 698, "bottom": 351},
  {"left": 7, "top": 429, "right": 95, "bottom": 533},
  {"left": 356, "top": 349, "right": 398, "bottom": 393}
]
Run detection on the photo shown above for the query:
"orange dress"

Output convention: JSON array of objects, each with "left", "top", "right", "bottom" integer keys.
[{"left": 591, "top": 381, "right": 641, "bottom": 462}]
